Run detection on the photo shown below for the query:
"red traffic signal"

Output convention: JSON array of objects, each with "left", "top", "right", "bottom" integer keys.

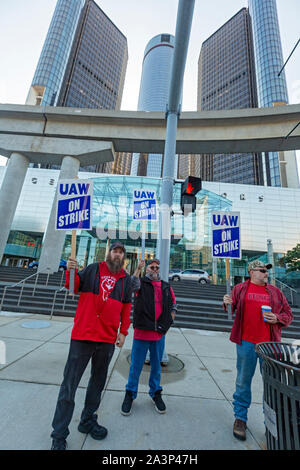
[
  {"left": 181, "top": 176, "right": 202, "bottom": 196},
  {"left": 180, "top": 176, "right": 202, "bottom": 215}
]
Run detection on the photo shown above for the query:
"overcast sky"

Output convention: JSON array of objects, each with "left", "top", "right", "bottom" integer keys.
[{"left": 0, "top": 0, "right": 299, "bottom": 170}]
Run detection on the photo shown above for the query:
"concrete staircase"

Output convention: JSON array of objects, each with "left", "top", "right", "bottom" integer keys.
[{"left": 0, "top": 267, "right": 299, "bottom": 339}]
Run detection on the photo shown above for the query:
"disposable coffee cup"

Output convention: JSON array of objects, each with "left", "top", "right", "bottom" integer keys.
[{"left": 261, "top": 305, "right": 271, "bottom": 322}]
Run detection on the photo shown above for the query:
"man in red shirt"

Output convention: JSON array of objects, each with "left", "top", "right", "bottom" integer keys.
[
  {"left": 223, "top": 260, "right": 293, "bottom": 441},
  {"left": 51, "top": 241, "right": 132, "bottom": 450},
  {"left": 121, "top": 259, "right": 176, "bottom": 416}
]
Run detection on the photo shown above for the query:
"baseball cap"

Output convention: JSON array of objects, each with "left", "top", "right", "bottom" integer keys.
[
  {"left": 247, "top": 260, "right": 272, "bottom": 272},
  {"left": 147, "top": 258, "right": 160, "bottom": 266},
  {"left": 109, "top": 241, "right": 126, "bottom": 253}
]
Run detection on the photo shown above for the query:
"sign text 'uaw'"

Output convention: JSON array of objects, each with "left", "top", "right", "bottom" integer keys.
[
  {"left": 211, "top": 211, "right": 241, "bottom": 259},
  {"left": 133, "top": 189, "right": 157, "bottom": 221},
  {"left": 56, "top": 179, "right": 93, "bottom": 230}
]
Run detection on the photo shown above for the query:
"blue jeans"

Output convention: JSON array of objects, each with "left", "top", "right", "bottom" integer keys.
[
  {"left": 145, "top": 336, "right": 168, "bottom": 362},
  {"left": 233, "top": 340, "right": 263, "bottom": 423},
  {"left": 126, "top": 337, "right": 165, "bottom": 399}
]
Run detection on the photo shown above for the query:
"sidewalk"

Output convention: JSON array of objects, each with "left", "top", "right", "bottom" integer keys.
[{"left": 0, "top": 310, "right": 293, "bottom": 451}]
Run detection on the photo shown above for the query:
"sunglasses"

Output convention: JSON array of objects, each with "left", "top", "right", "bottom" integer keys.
[
  {"left": 252, "top": 268, "right": 268, "bottom": 273},
  {"left": 149, "top": 266, "right": 160, "bottom": 271}
]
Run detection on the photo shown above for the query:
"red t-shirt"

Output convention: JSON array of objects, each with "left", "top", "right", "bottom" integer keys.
[
  {"left": 242, "top": 282, "right": 271, "bottom": 344},
  {"left": 134, "top": 281, "right": 175, "bottom": 341}
]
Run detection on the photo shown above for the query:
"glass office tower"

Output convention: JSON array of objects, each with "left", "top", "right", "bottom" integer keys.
[
  {"left": 27, "top": 0, "right": 128, "bottom": 173},
  {"left": 28, "top": 0, "right": 86, "bottom": 106},
  {"left": 248, "top": 0, "right": 289, "bottom": 187},
  {"left": 130, "top": 34, "right": 177, "bottom": 178},
  {"left": 197, "top": 8, "right": 263, "bottom": 185},
  {"left": 57, "top": 0, "right": 127, "bottom": 111}
]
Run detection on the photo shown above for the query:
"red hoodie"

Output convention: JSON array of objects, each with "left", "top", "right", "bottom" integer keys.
[{"left": 65, "top": 262, "right": 132, "bottom": 343}]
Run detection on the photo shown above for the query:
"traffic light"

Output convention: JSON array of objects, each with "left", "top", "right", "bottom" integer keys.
[{"left": 180, "top": 176, "right": 202, "bottom": 215}]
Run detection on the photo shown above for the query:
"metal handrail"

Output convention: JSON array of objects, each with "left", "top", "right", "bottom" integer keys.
[
  {"left": 0, "top": 268, "right": 52, "bottom": 312},
  {"left": 50, "top": 286, "right": 78, "bottom": 320},
  {"left": 275, "top": 278, "right": 297, "bottom": 305},
  {"left": 50, "top": 287, "right": 67, "bottom": 320},
  {"left": 275, "top": 278, "right": 297, "bottom": 292}
]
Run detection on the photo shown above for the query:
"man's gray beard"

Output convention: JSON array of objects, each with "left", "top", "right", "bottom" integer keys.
[
  {"left": 146, "top": 272, "right": 161, "bottom": 281},
  {"left": 106, "top": 253, "right": 124, "bottom": 274}
]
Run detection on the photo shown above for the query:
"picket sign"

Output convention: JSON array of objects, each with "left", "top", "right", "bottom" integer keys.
[
  {"left": 133, "top": 189, "right": 157, "bottom": 261},
  {"left": 56, "top": 178, "right": 93, "bottom": 295},
  {"left": 211, "top": 211, "right": 241, "bottom": 321}
]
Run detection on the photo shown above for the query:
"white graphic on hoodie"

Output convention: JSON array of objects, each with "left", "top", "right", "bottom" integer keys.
[{"left": 101, "top": 276, "right": 117, "bottom": 301}]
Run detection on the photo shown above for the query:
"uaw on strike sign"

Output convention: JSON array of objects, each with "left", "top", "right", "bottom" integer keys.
[
  {"left": 56, "top": 179, "right": 93, "bottom": 230},
  {"left": 133, "top": 189, "right": 157, "bottom": 220},
  {"left": 211, "top": 211, "right": 241, "bottom": 259}
]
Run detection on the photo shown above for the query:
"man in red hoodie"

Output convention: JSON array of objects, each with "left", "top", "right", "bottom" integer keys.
[
  {"left": 51, "top": 241, "right": 133, "bottom": 450},
  {"left": 223, "top": 260, "right": 293, "bottom": 441}
]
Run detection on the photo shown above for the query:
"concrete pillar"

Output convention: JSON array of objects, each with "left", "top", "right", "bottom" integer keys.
[
  {"left": 38, "top": 156, "right": 80, "bottom": 273},
  {"left": 0, "top": 152, "right": 29, "bottom": 263}
]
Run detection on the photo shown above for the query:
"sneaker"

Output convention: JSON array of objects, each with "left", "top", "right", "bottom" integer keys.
[
  {"left": 152, "top": 391, "right": 166, "bottom": 414},
  {"left": 78, "top": 414, "right": 108, "bottom": 441},
  {"left": 51, "top": 438, "right": 67, "bottom": 450},
  {"left": 233, "top": 419, "right": 247, "bottom": 441},
  {"left": 121, "top": 390, "right": 134, "bottom": 416},
  {"left": 161, "top": 361, "right": 168, "bottom": 367},
  {"left": 144, "top": 359, "right": 150, "bottom": 365}
]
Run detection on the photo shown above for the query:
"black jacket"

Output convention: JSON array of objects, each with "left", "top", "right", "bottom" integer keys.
[{"left": 133, "top": 276, "right": 174, "bottom": 335}]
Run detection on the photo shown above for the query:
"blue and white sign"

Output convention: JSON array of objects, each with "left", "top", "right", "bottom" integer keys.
[
  {"left": 133, "top": 189, "right": 157, "bottom": 220},
  {"left": 56, "top": 179, "right": 93, "bottom": 230},
  {"left": 212, "top": 211, "right": 241, "bottom": 259}
]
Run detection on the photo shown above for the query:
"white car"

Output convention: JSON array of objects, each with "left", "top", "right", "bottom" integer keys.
[{"left": 170, "top": 269, "right": 211, "bottom": 284}]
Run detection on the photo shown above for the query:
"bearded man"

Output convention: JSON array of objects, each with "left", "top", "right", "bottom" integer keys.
[{"left": 51, "top": 241, "right": 133, "bottom": 450}]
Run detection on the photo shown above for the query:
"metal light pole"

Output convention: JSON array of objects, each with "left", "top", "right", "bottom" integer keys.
[{"left": 158, "top": 0, "right": 195, "bottom": 281}]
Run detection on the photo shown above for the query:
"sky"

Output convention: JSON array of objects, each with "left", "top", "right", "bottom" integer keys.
[{"left": 0, "top": 0, "right": 299, "bottom": 171}]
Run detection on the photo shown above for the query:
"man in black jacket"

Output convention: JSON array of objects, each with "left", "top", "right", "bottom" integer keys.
[{"left": 121, "top": 259, "right": 176, "bottom": 416}]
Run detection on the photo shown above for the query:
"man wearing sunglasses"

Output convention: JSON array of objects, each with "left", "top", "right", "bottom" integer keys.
[
  {"left": 121, "top": 258, "right": 176, "bottom": 416},
  {"left": 223, "top": 260, "right": 293, "bottom": 441}
]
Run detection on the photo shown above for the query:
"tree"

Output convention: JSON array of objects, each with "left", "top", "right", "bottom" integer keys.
[{"left": 279, "top": 244, "right": 300, "bottom": 272}]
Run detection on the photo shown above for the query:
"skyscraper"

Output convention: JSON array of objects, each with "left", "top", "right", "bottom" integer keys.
[
  {"left": 130, "top": 34, "right": 177, "bottom": 178},
  {"left": 27, "top": 0, "right": 86, "bottom": 107},
  {"left": 248, "top": 0, "right": 299, "bottom": 188},
  {"left": 26, "top": 0, "right": 128, "bottom": 173},
  {"left": 197, "top": 8, "right": 263, "bottom": 185}
]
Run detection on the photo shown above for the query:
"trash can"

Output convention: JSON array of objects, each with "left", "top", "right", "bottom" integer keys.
[{"left": 255, "top": 342, "right": 300, "bottom": 450}]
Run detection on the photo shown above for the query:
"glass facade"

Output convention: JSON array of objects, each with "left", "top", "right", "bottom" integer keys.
[
  {"left": 31, "top": 0, "right": 85, "bottom": 106},
  {"left": 130, "top": 34, "right": 177, "bottom": 178},
  {"left": 60, "top": 175, "right": 231, "bottom": 275},
  {"left": 248, "top": 0, "right": 289, "bottom": 187},
  {"left": 31, "top": 0, "right": 128, "bottom": 174},
  {"left": 197, "top": 8, "right": 263, "bottom": 186},
  {"left": 1, "top": 167, "right": 299, "bottom": 285}
]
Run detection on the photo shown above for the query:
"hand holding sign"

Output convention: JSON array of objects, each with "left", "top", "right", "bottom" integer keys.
[
  {"left": 67, "top": 257, "right": 77, "bottom": 271},
  {"left": 223, "top": 294, "right": 233, "bottom": 305}
]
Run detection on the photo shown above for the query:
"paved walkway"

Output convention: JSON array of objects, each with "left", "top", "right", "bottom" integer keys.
[{"left": 0, "top": 310, "right": 294, "bottom": 451}]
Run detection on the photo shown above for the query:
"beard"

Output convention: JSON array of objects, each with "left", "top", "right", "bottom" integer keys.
[
  {"left": 106, "top": 252, "right": 125, "bottom": 274},
  {"left": 147, "top": 270, "right": 160, "bottom": 281}
]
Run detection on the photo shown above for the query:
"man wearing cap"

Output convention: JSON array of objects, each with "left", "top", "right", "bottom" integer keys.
[
  {"left": 121, "top": 258, "right": 177, "bottom": 416},
  {"left": 223, "top": 260, "right": 293, "bottom": 441},
  {"left": 51, "top": 241, "right": 133, "bottom": 450}
]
